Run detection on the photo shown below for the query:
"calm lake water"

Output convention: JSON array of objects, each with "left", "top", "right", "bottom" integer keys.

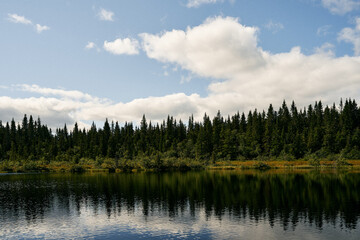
[{"left": 0, "top": 170, "right": 360, "bottom": 239}]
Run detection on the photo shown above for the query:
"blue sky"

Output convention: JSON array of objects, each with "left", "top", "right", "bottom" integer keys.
[{"left": 0, "top": 0, "right": 360, "bottom": 128}]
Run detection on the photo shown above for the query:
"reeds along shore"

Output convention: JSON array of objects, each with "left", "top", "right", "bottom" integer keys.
[{"left": 1, "top": 157, "right": 359, "bottom": 173}]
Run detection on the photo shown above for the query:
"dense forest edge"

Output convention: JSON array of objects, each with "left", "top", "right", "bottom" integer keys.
[{"left": 1, "top": 99, "right": 360, "bottom": 172}]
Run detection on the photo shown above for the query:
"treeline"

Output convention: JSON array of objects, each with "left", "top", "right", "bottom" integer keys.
[{"left": 1, "top": 99, "right": 360, "bottom": 165}]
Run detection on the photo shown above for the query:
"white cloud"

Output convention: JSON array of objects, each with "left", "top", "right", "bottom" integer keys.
[
  {"left": 0, "top": 96, "right": 78, "bottom": 129},
  {"left": 85, "top": 42, "right": 96, "bottom": 49},
  {"left": 264, "top": 20, "right": 284, "bottom": 33},
  {"left": 338, "top": 17, "right": 360, "bottom": 55},
  {"left": 2, "top": 17, "right": 360, "bottom": 130},
  {"left": 0, "top": 86, "right": 200, "bottom": 129},
  {"left": 7, "top": 13, "right": 32, "bottom": 25},
  {"left": 104, "top": 38, "right": 140, "bottom": 55},
  {"left": 141, "top": 16, "right": 360, "bottom": 112},
  {"left": 187, "top": 0, "right": 234, "bottom": 8},
  {"left": 35, "top": 24, "right": 50, "bottom": 33},
  {"left": 0, "top": 85, "right": 110, "bottom": 129},
  {"left": 141, "top": 17, "right": 266, "bottom": 80},
  {"left": 314, "top": 42, "right": 335, "bottom": 56},
  {"left": 14, "top": 84, "right": 105, "bottom": 102},
  {"left": 98, "top": 8, "right": 114, "bottom": 21},
  {"left": 7, "top": 13, "right": 50, "bottom": 34},
  {"left": 187, "top": 0, "right": 219, "bottom": 7},
  {"left": 85, "top": 42, "right": 101, "bottom": 52},
  {"left": 321, "top": 0, "right": 360, "bottom": 15}
]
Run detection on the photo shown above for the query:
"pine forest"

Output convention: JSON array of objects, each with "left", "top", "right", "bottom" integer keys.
[{"left": 1, "top": 99, "right": 360, "bottom": 171}]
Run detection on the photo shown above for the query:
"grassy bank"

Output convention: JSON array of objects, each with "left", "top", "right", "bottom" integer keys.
[
  {"left": 1, "top": 157, "right": 360, "bottom": 173},
  {"left": 0, "top": 157, "right": 204, "bottom": 173},
  {"left": 210, "top": 159, "right": 360, "bottom": 170}
]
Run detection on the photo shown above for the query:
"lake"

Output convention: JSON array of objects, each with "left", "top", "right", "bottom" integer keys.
[{"left": 0, "top": 170, "right": 360, "bottom": 239}]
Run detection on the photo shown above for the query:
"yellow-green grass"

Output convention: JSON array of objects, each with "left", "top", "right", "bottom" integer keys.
[
  {"left": 209, "top": 160, "right": 360, "bottom": 170},
  {"left": 2, "top": 159, "right": 360, "bottom": 173}
]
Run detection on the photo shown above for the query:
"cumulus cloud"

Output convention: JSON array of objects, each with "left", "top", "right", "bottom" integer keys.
[
  {"left": 0, "top": 96, "right": 78, "bottom": 127},
  {"left": 98, "top": 8, "right": 114, "bottom": 21},
  {"left": 35, "top": 24, "right": 50, "bottom": 33},
  {"left": 321, "top": 0, "right": 360, "bottom": 15},
  {"left": 141, "top": 17, "right": 266, "bottom": 80},
  {"left": 0, "top": 86, "right": 201, "bottom": 129},
  {"left": 0, "top": 85, "right": 109, "bottom": 129},
  {"left": 142, "top": 16, "right": 360, "bottom": 111},
  {"left": 104, "top": 38, "right": 140, "bottom": 55},
  {"left": 338, "top": 17, "right": 360, "bottom": 55},
  {"left": 7, "top": 13, "right": 32, "bottom": 24},
  {"left": 2, "top": 16, "right": 360, "bottom": 129}
]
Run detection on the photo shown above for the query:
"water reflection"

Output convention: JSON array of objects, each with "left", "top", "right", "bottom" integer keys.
[{"left": 0, "top": 170, "right": 359, "bottom": 239}]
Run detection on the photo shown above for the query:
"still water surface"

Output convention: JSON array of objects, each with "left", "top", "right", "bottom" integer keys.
[{"left": 0, "top": 170, "right": 360, "bottom": 239}]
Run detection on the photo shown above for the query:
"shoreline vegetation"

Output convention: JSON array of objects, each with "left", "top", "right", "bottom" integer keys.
[
  {"left": 2, "top": 99, "right": 360, "bottom": 173},
  {"left": 1, "top": 158, "right": 360, "bottom": 173}
]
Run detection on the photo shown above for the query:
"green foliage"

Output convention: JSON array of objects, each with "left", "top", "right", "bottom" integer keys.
[
  {"left": 308, "top": 158, "right": 320, "bottom": 167},
  {"left": 1, "top": 99, "right": 360, "bottom": 170},
  {"left": 253, "top": 161, "right": 271, "bottom": 170},
  {"left": 101, "top": 158, "right": 117, "bottom": 170},
  {"left": 278, "top": 152, "right": 295, "bottom": 161},
  {"left": 0, "top": 161, "right": 15, "bottom": 172},
  {"left": 335, "top": 156, "right": 352, "bottom": 166},
  {"left": 22, "top": 161, "right": 37, "bottom": 171},
  {"left": 341, "top": 147, "right": 360, "bottom": 159}
]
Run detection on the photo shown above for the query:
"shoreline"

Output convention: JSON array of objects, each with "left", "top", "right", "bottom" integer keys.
[{"left": 1, "top": 159, "right": 360, "bottom": 173}]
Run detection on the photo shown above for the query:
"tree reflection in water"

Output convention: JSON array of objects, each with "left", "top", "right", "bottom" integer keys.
[{"left": 0, "top": 170, "right": 360, "bottom": 231}]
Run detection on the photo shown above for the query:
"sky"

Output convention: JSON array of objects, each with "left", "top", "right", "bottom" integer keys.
[{"left": 0, "top": 0, "right": 360, "bottom": 129}]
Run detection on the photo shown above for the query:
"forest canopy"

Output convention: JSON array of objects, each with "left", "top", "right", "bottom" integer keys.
[{"left": 1, "top": 99, "right": 360, "bottom": 166}]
